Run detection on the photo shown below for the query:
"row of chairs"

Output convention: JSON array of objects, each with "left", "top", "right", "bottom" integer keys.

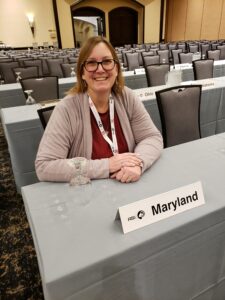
[
  {"left": 145, "top": 59, "right": 214, "bottom": 87},
  {"left": 123, "top": 48, "right": 220, "bottom": 71},
  {"left": 0, "top": 59, "right": 77, "bottom": 83}
]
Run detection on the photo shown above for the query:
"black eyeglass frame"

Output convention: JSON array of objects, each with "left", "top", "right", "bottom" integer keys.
[{"left": 82, "top": 59, "right": 118, "bottom": 72}]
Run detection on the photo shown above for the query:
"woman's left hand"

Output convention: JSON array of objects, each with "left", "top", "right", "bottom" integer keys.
[{"left": 110, "top": 165, "right": 142, "bottom": 183}]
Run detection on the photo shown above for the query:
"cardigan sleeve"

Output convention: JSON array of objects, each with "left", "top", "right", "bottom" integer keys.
[{"left": 122, "top": 87, "right": 163, "bottom": 172}]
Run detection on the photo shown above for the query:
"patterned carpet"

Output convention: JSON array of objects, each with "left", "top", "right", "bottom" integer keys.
[{"left": 0, "top": 122, "right": 44, "bottom": 299}]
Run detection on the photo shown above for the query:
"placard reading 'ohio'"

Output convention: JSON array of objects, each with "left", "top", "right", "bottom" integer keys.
[{"left": 116, "top": 181, "right": 205, "bottom": 234}]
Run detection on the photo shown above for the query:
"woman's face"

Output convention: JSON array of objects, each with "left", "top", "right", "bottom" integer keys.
[{"left": 82, "top": 42, "right": 118, "bottom": 96}]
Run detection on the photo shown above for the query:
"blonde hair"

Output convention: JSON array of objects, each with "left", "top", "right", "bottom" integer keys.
[{"left": 69, "top": 36, "right": 124, "bottom": 95}]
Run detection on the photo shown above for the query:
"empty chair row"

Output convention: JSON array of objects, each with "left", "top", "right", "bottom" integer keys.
[{"left": 0, "top": 60, "right": 77, "bottom": 83}]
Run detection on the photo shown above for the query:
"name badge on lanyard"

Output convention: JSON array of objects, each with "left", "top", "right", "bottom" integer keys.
[{"left": 89, "top": 94, "right": 118, "bottom": 155}]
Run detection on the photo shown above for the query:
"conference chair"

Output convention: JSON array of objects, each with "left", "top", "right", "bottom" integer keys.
[
  {"left": 61, "top": 63, "right": 77, "bottom": 77},
  {"left": 20, "top": 76, "right": 59, "bottom": 103},
  {"left": 171, "top": 49, "right": 182, "bottom": 65},
  {"left": 192, "top": 59, "right": 214, "bottom": 80},
  {"left": 121, "top": 50, "right": 132, "bottom": 68},
  {"left": 207, "top": 50, "right": 220, "bottom": 61},
  {"left": 46, "top": 58, "right": 64, "bottom": 78},
  {"left": 178, "top": 52, "right": 193, "bottom": 64},
  {"left": 135, "top": 49, "right": 145, "bottom": 66},
  {"left": 188, "top": 44, "right": 199, "bottom": 53},
  {"left": 0, "top": 61, "right": 19, "bottom": 83},
  {"left": 217, "top": 45, "right": 225, "bottom": 60},
  {"left": 155, "top": 85, "right": 202, "bottom": 147},
  {"left": 23, "top": 59, "right": 43, "bottom": 76},
  {"left": 13, "top": 66, "right": 39, "bottom": 81},
  {"left": 145, "top": 63, "right": 170, "bottom": 87},
  {"left": 157, "top": 50, "right": 170, "bottom": 64},
  {"left": 143, "top": 55, "right": 160, "bottom": 66},
  {"left": 200, "top": 43, "right": 210, "bottom": 59},
  {"left": 37, "top": 105, "right": 56, "bottom": 129},
  {"left": 125, "top": 52, "right": 140, "bottom": 71}
]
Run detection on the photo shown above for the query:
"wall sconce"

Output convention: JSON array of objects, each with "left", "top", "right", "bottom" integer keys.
[{"left": 27, "top": 13, "right": 35, "bottom": 36}]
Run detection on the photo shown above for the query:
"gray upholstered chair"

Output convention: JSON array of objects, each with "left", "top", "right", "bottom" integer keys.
[
  {"left": 155, "top": 85, "right": 202, "bottom": 147},
  {"left": 20, "top": 76, "right": 59, "bottom": 103},
  {"left": 178, "top": 52, "right": 193, "bottom": 64},
  {"left": 0, "top": 61, "right": 19, "bottom": 83},
  {"left": 144, "top": 63, "right": 170, "bottom": 87},
  {"left": 61, "top": 63, "right": 77, "bottom": 78},
  {"left": 188, "top": 44, "right": 199, "bottom": 53},
  {"left": 13, "top": 66, "right": 39, "bottom": 81},
  {"left": 135, "top": 49, "right": 145, "bottom": 66},
  {"left": 207, "top": 49, "right": 220, "bottom": 61},
  {"left": 177, "top": 43, "right": 186, "bottom": 52},
  {"left": 157, "top": 50, "right": 170, "bottom": 64},
  {"left": 143, "top": 55, "right": 160, "bottom": 66},
  {"left": 217, "top": 45, "right": 225, "bottom": 60},
  {"left": 37, "top": 105, "right": 56, "bottom": 129},
  {"left": 125, "top": 52, "right": 140, "bottom": 71},
  {"left": 46, "top": 58, "right": 64, "bottom": 78},
  {"left": 23, "top": 59, "right": 43, "bottom": 76},
  {"left": 171, "top": 49, "right": 182, "bottom": 64},
  {"left": 200, "top": 44, "right": 210, "bottom": 59},
  {"left": 121, "top": 50, "right": 132, "bottom": 68},
  {"left": 192, "top": 59, "right": 214, "bottom": 80}
]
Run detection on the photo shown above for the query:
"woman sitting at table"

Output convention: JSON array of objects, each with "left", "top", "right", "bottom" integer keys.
[{"left": 35, "top": 36, "right": 163, "bottom": 184}]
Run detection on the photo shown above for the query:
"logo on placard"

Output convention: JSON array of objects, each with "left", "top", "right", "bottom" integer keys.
[{"left": 137, "top": 210, "right": 145, "bottom": 219}]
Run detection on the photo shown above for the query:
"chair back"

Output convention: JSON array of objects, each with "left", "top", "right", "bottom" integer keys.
[
  {"left": 157, "top": 50, "right": 169, "bottom": 64},
  {"left": 125, "top": 52, "right": 140, "bottom": 71},
  {"left": 155, "top": 85, "right": 202, "bottom": 147},
  {"left": 0, "top": 61, "right": 19, "bottom": 83},
  {"left": 192, "top": 59, "right": 214, "bottom": 80},
  {"left": 20, "top": 76, "right": 59, "bottom": 102},
  {"left": 37, "top": 105, "right": 56, "bottom": 129},
  {"left": 61, "top": 63, "right": 77, "bottom": 77},
  {"left": 47, "top": 58, "right": 64, "bottom": 78},
  {"left": 145, "top": 63, "right": 170, "bottom": 87},
  {"left": 207, "top": 49, "right": 220, "bottom": 60},
  {"left": 23, "top": 59, "right": 43, "bottom": 76},
  {"left": 178, "top": 52, "right": 193, "bottom": 64},
  {"left": 143, "top": 55, "right": 160, "bottom": 66},
  {"left": 13, "top": 66, "right": 39, "bottom": 80},
  {"left": 171, "top": 49, "right": 182, "bottom": 64}
]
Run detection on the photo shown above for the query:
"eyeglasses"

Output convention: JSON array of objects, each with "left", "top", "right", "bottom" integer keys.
[{"left": 83, "top": 59, "right": 117, "bottom": 72}]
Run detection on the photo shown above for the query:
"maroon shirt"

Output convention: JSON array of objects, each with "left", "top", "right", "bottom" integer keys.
[{"left": 91, "top": 109, "right": 129, "bottom": 159}]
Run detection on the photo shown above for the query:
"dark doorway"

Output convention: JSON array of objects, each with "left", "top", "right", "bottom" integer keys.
[
  {"left": 109, "top": 7, "right": 138, "bottom": 47},
  {"left": 71, "top": 6, "right": 105, "bottom": 47}
]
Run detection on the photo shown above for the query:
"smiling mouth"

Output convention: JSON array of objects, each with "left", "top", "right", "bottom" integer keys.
[{"left": 94, "top": 77, "right": 108, "bottom": 81}]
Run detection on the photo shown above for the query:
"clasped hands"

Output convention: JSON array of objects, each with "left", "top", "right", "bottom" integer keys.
[{"left": 109, "top": 153, "right": 143, "bottom": 183}]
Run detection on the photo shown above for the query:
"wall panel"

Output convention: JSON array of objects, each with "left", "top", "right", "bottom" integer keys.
[
  {"left": 201, "top": 0, "right": 223, "bottom": 40},
  {"left": 165, "top": 0, "right": 225, "bottom": 42},
  {"left": 185, "top": 0, "right": 204, "bottom": 40},
  {"left": 219, "top": 0, "right": 225, "bottom": 39}
]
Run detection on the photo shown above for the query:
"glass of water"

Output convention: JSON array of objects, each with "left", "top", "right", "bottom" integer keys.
[
  {"left": 25, "top": 89, "right": 36, "bottom": 105},
  {"left": 69, "top": 157, "right": 91, "bottom": 186}
]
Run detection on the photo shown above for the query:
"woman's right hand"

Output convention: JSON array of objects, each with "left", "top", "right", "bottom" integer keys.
[{"left": 109, "top": 153, "right": 142, "bottom": 174}]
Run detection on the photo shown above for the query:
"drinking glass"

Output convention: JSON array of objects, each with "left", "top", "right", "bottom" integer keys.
[
  {"left": 24, "top": 89, "right": 36, "bottom": 105},
  {"left": 15, "top": 72, "right": 22, "bottom": 82},
  {"left": 70, "top": 67, "right": 76, "bottom": 77}
]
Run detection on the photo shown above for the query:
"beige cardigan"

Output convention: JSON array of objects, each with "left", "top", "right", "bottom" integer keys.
[{"left": 35, "top": 86, "right": 163, "bottom": 182}]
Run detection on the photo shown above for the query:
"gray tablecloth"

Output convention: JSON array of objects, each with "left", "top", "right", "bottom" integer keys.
[
  {"left": 22, "top": 133, "right": 225, "bottom": 300},
  {"left": 1, "top": 77, "right": 225, "bottom": 193}
]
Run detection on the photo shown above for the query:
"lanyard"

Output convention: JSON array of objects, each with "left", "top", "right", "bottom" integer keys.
[{"left": 89, "top": 94, "right": 118, "bottom": 155}]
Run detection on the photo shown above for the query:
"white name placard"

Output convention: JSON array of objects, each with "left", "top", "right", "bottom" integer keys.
[
  {"left": 135, "top": 88, "right": 155, "bottom": 101},
  {"left": 116, "top": 181, "right": 205, "bottom": 234},
  {"left": 134, "top": 68, "right": 145, "bottom": 74}
]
